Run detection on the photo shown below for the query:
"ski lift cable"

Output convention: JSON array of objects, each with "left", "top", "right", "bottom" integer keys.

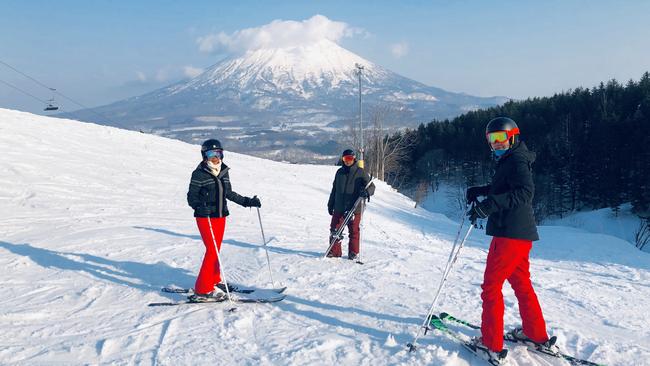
[
  {"left": 0, "top": 78, "right": 50, "bottom": 104},
  {"left": 0, "top": 59, "right": 119, "bottom": 125},
  {"left": 0, "top": 60, "right": 53, "bottom": 91}
]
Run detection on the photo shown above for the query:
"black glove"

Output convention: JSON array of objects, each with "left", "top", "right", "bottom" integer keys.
[
  {"left": 328, "top": 206, "right": 334, "bottom": 215},
  {"left": 247, "top": 195, "right": 261, "bottom": 208},
  {"left": 466, "top": 186, "right": 483, "bottom": 204},
  {"left": 359, "top": 189, "right": 370, "bottom": 198},
  {"left": 466, "top": 199, "right": 492, "bottom": 224},
  {"left": 195, "top": 206, "right": 211, "bottom": 216}
]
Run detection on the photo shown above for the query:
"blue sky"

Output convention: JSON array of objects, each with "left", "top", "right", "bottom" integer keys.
[{"left": 1, "top": 0, "right": 649, "bottom": 113}]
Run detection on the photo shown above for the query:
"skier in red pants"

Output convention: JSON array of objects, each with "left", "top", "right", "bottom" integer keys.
[
  {"left": 186, "top": 139, "right": 261, "bottom": 302},
  {"left": 327, "top": 149, "right": 374, "bottom": 260},
  {"left": 465, "top": 117, "right": 558, "bottom": 364}
]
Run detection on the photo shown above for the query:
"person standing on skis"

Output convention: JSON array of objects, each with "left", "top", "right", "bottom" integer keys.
[
  {"left": 327, "top": 149, "right": 375, "bottom": 260},
  {"left": 186, "top": 139, "right": 261, "bottom": 302},
  {"left": 465, "top": 117, "right": 557, "bottom": 363}
]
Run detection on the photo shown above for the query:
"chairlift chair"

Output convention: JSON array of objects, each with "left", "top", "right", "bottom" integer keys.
[
  {"left": 44, "top": 101, "right": 59, "bottom": 111},
  {"left": 44, "top": 88, "right": 59, "bottom": 111}
]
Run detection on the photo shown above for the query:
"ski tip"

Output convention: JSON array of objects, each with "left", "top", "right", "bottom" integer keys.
[{"left": 148, "top": 302, "right": 178, "bottom": 307}]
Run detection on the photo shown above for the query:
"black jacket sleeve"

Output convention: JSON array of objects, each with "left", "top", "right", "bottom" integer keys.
[
  {"left": 223, "top": 171, "right": 249, "bottom": 207},
  {"left": 489, "top": 157, "right": 534, "bottom": 212},
  {"left": 328, "top": 176, "right": 336, "bottom": 211},
  {"left": 361, "top": 169, "right": 375, "bottom": 196},
  {"left": 187, "top": 170, "right": 204, "bottom": 209}
]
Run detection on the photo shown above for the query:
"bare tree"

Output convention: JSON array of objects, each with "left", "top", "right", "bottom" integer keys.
[
  {"left": 344, "top": 119, "right": 361, "bottom": 155},
  {"left": 414, "top": 181, "right": 429, "bottom": 208},
  {"left": 635, "top": 216, "right": 650, "bottom": 251},
  {"left": 363, "top": 106, "right": 415, "bottom": 182}
]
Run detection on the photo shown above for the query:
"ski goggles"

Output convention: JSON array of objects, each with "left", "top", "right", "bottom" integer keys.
[
  {"left": 486, "top": 128, "right": 519, "bottom": 144},
  {"left": 205, "top": 149, "right": 224, "bottom": 159},
  {"left": 342, "top": 155, "right": 355, "bottom": 164}
]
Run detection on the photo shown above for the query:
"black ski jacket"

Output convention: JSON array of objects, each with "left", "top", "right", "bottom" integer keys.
[
  {"left": 475, "top": 141, "right": 539, "bottom": 241},
  {"left": 328, "top": 163, "right": 375, "bottom": 214},
  {"left": 187, "top": 162, "right": 251, "bottom": 218}
]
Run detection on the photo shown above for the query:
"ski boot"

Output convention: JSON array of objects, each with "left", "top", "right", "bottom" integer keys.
[
  {"left": 504, "top": 327, "right": 560, "bottom": 356},
  {"left": 188, "top": 288, "right": 227, "bottom": 303},
  {"left": 327, "top": 230, "right": 343, "bottom": 257},
  {"left": 465, "top": 337, "right": 508, "bottom": 365}
]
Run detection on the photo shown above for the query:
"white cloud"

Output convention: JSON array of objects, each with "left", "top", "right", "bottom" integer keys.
[
  {"left": 183, "top": 66, "right": 203, "bottom": 78},
  {"left": 197, "top": 14, "right": 365, "bottom": 54},
  {"left": 132, "top": 66, "right": 183, "bottom": 85},
  {"left": 390, "top": 42, "right": 409, "bottom": 58},
  {"left": 136, "top": 71, "right": 147, "bottom": 82},
  {"left": 155, "top": 68, "right": 170, "bottom": 82}
]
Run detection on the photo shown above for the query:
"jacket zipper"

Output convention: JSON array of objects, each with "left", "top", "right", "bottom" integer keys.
[{"left": 215, "top": 176, "right": 224, "bottom": 217}]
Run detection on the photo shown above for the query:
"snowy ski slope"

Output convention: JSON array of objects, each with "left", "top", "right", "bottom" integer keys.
[{"left": 1, "top": 108, "right": 648, "bottom": 365}]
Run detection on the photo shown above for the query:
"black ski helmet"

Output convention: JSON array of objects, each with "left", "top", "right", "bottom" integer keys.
[
  {"left": 201, "top": 139, "right": 223, "bottom": 159},
  {"left": 341, "top": 149, "right": 355, "bottom": 157},
  {"left": 486, "top": 117, "right": 520, "bottom": 145}
]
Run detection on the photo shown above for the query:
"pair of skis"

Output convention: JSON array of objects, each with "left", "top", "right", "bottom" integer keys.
[
  {"left": 149, "top": 284, "right": 287, "bottom": 306},
  {"left": 426, "top": 312, "right": 605, "bottom": 366},
  {"left": 150, "top": 207, "right": 283, "bottom": 307}
]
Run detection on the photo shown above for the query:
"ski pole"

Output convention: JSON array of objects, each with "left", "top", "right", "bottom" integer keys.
[
  {"left": 256, "top": 207, "right": 276, "bottom": 288},
  {"left": 207, "top": 215, "right": 237, "bottom": 311},
  {"left": 356, "top": 175, "right": 373, "bottom": 263},
  {"left": 356, "top": 198, "right": 368, "bottom": 263},
  {"left": 407, "top": 221, "right": 474, "bottom": 352}
]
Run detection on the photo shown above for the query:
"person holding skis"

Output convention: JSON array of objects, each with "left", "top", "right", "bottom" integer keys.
[
  {"left": 327, "top": 149, "right": 375, "bottom": 260},
  {"left": 465, "top": 117, "right": 558, "bottom": 364},
  {"left": 186, "top": 139, "right": 261, "bottom": 302}
]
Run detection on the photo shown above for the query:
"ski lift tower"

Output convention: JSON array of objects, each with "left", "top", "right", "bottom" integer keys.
[{"left": 355, "top": 63, "right": 364, "bottom": 168}]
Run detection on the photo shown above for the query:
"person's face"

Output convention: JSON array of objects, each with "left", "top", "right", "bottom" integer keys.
[
  {"left": 342, "top": 155, "right": 355, "bottom": 166},
  {"left": 486, "top": 131, "right": 510, "bottom": 151},
  {"left": 489, "top": 140, "right": 510, "bottom": 151},
  {"left": 205, "top": 149, "right": 223, "bottom": 163}
]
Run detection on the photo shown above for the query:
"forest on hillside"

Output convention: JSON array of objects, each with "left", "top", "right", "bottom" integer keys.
[{"left": 377, "top": 73, "right": 650, "bottom": 220}]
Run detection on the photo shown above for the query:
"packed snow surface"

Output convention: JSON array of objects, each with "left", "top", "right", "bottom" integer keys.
[{"left": 1, "top": 108, "right": 648, "bottom": 365}]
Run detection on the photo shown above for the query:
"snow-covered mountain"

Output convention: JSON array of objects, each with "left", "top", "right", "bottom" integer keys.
[
  {"left": 1, "top": 108, "right": 648, "bottom": 365},
  {"left": 66, "top": 40, "right": 506, "bottom": 161}
]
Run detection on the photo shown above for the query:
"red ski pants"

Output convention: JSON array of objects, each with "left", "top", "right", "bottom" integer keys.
[
  {"left": 481, "top": 237, "right": 548, "bottom": 351},
  {"left": 328, "top": 211, "right": 362, "bottom": 257},
  {"left": 194, "top": 217, "right": 226, "bottom": 294}
]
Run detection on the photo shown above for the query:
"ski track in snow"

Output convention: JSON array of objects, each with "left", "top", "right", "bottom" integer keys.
[{"left": 1, "top": 108, "right": 649, "bottom": 365}]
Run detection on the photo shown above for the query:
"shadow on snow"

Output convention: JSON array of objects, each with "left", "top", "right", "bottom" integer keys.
[
  {"left": 133, "top": 225, "right": 322, "bottom": 258},
  {"left": 0, "top": 240, "right": 194, "bottom": 297}
]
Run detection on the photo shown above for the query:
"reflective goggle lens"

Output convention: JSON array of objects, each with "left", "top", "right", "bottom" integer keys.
[
  {"left": 342, "top": 155, "right": 355, "bottom": 163},
  {"left": 487, "top": 131, "right": 509, "bottom": 144},
  {"left": 206, "top": 149, "right": 223, "bottom": 159}
]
